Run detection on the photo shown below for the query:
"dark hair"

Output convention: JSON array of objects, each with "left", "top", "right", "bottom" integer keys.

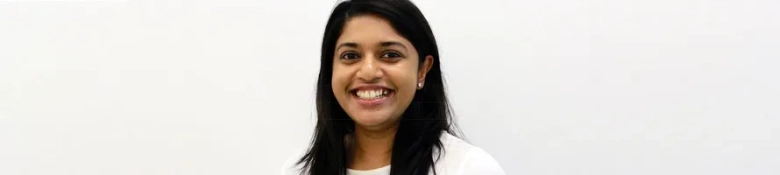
[{"left": 296, "top": 0, "right": 460, "bottom": 174}]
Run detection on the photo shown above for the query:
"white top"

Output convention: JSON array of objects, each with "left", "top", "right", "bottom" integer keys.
[{"left": 280, "top": 132, "right": 506, "bottom": 175}]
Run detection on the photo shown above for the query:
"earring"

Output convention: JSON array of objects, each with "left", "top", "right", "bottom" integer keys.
[{"left": 417, "top": 82, "right": 423, "bottom": 89}]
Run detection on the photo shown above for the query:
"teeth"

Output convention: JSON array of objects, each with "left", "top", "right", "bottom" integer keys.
[{"left": 355, "top": 89, "right": 389, "bottom": 99}]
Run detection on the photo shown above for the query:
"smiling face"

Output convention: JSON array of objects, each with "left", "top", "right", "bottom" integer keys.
[{"left": 331, "top": 15, "right": 433, "bottom": 130}]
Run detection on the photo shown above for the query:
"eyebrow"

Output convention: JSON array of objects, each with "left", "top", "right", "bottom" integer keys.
[
  {"left": 335, "top": 41, "right": 408, "bottom": 51},
  {"left": 336, "top": 42, "right": 358, "bottom": 50},
  {"left": 379, "top": 41, "right": 407, "bottom": 51}
]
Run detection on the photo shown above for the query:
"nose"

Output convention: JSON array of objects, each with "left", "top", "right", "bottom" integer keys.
[{"left": 356, "top": 56, "right": 383, "bottom": 82}]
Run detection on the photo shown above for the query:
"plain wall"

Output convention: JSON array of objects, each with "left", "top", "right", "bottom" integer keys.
[{"left": 1, "top": 0, "right": 778, "bottom": 174}]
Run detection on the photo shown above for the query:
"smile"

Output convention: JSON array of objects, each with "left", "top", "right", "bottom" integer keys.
[
  {"left": 350, "top": 88, "right": 395, "bottom": 106},
  {"left": 354, "top": 89, "right": 390, "bottom": 99}
]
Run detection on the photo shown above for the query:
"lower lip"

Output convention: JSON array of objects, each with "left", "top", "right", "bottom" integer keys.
[{"left": 352, "top": 91, "right": 393, "bottom": 106}]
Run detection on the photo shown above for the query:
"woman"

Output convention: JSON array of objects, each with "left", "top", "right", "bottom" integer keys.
[{"left": 282, "top": 0, "right": 505, "bottom": 174}]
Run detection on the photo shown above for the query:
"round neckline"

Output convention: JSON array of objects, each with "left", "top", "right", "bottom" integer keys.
[{"left": 347, "top": 165, "right": 390, "bottom": 174}]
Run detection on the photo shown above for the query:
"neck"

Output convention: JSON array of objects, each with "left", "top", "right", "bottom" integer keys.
[{"left": 349, "top": 122, "right": 398, "bottom": 170}]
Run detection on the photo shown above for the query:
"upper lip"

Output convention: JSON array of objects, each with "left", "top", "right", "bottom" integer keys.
[{"left": 349, "top": 85, "right": 393, "bottom": 92}]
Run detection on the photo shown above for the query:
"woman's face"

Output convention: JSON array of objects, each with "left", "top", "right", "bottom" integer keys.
[{"left": 331, "top": 15, "right": 433, "bottom": 130}]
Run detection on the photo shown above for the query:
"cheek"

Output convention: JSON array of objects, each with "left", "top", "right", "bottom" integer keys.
[
  {"left": 331, "top": 68, "right": 346, "bottom": 93},
  {"left": 388, "top": 67, "right": 420, "bottom": 95}
]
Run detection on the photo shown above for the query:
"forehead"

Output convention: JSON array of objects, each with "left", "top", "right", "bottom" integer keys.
[{"left": 336, "top": 15, "right": 412, "bottom": 47}]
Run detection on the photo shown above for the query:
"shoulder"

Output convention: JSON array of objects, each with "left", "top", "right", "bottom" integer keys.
[
  {"left": 437, "top": 133, "right": 506, "bottom": 175},
  {"left": 280, "top": 149, "right": 307, "bottom": 175}
]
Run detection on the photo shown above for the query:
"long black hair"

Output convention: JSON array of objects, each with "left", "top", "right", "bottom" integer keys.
[{"left": 297, "top": 0, "right": 460, "bottom": 174}]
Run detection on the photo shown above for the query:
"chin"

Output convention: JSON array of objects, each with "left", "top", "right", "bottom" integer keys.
[{"left": 349, "top": 111, "right": 396, "bottom": 128}]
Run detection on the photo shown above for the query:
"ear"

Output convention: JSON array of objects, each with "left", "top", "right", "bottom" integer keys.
[{"left": 417, "top": 55, "right": 434, "bottom": 87}]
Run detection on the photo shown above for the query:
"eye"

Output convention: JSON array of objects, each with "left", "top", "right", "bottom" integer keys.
[
  {"left": 340, "top": 52, "right": 360, "bottom": 60},
  {"left": 380, "top": 51, "right": 403, "bottom": 59}
]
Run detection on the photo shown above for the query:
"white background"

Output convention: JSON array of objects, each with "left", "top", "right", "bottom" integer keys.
[{"left": 1, "top": 0, "right": 779, "bottom": 174}]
